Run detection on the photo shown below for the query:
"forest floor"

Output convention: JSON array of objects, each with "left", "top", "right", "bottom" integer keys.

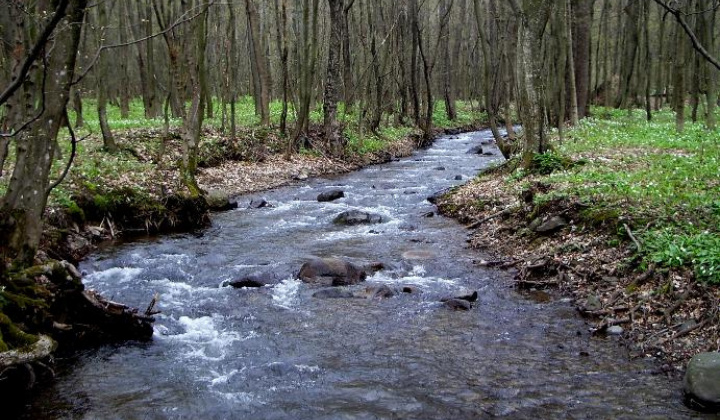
[{"left": 438, "top": 107, "right": 720, "bottom": 371}]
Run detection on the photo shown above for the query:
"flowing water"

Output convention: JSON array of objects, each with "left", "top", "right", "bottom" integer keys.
[{"left": 24, "top": 131, "right": 699, "bottom": 419}]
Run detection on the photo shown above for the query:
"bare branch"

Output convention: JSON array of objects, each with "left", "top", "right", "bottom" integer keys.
[
  {"left": 652, "top": 0, "right": 720, "bottom": 71},
  {"left": 0, "top": 0, "right": 70, "bottom": 106}
]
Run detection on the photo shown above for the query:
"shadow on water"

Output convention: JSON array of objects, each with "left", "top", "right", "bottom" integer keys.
[{"left": 22, "top": 131, "right": 701, "bottom": 419}]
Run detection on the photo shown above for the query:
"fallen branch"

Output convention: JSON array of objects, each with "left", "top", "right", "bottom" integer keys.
[
  {"left": 623, "top": 223, "right": 642, "bottom": 253},
  {"left": 656, "top": 317, "right": 711, "bottom": 346},
  {"left": 468, "top": 206, "right": 516, "bottom": 229}
]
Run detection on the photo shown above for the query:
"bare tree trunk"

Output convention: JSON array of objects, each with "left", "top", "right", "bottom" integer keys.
[
  {"left": 324, "top": 0, "right": 345, "bottom": 156},
  {"left": 571, "top": 0, "right": 590, "bottom": 118},
  {"left": 442, "top": 0, "right": 457, "bottom": 121},
  {"left": 342, "top": 0, "right": 355, "bottom": 110},
  {"left": 245, "top": 0, "right": 271, "bottom": 126},
  {"left": 566, "top": 0, "right": 579, "bottom": 126},
  {"left": 673, "top": 23, "right": 686, "bottom": 132},
  {"left": 273, "top": 0, "right": 290, "bottom": 137},
  {"left": 97, "top": 1, "right": 118, "bottom": 153},
  {"left": 0, "top": 0, "right": 88, "bottom": 265},
  {"left": 511, "top": 0, "right": 554, "bottom": 167}
]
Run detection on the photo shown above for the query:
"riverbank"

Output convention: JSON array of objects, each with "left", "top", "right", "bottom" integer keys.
[
  {"left": 438, "top": 108, "right": 720, "bottom": 370},
  {"left": 1, "top": 100, "right": 485, "bottom": 347}
]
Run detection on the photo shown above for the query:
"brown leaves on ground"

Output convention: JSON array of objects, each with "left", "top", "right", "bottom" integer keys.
[{"left": 439, "top": 172, "right": 720, "bottom": 371}]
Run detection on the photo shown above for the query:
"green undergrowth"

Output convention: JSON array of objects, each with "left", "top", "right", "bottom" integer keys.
[
  {"left": 501, "top": 107, "right": 720, "bottom": 284},
  {"left": 1, "top": 98, "right": 484, "bottom": 246}
]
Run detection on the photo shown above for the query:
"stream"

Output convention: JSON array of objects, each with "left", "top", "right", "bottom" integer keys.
[{"left": 23, "top": 131, "right": 697, "bottom": 419}]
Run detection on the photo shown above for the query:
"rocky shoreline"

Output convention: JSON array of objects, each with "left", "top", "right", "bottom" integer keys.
[{"left": 436, "top": 169, "right": 720, "bottom": 410}]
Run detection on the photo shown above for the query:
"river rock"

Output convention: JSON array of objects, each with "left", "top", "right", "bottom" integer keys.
[
  {"left": 533, "top": 216, "right": 568, "bottom": 234},
  {"left": 467, "top": 146, "right": 484, "bottom": 155},
  {"left": 292, "top": 169, "right": 310, "bottom": 181},
  {"left": 206, "top": 190, "right": 238, "bottom": 211},
  {"left": 312, "top": 288, "right": 357, "bottom": 299},
  {"left": 365, "top": 285, "right": 396, "bottom": 299},
  {"left": 441, "top": 291, "right": 478, "bottom": 304},
  {"left": 454, "top": 175, "right": 463, "bottom": 180},
  {"left": 443, "top": 299, "right": 472, "bottom": 311},
  {"left": 298, "top": 258, "right": 367, "bottom": 286},
  {"left": 427, "top": 187, "right": 452, "bottom": 204},
  {"left": 227, "top": 272, "right": 281, "bottom": 288},
  {"left": 317, "top": 189, "right": 345, "bottom": 202},
  {"left": 434, "top": 166, "right": 446, "bottom": 171},
  {"left": 248, "top": 198, "right": 271, "bottom": 209},
  {"left": 333, "top": 210, "right": 384, "bottom": 225},
  {"left": 684, "top": 352, "right": 720, "bottom": 412},
  {"left": 606, "top": 325, "right": 624, "bottom": 336}
]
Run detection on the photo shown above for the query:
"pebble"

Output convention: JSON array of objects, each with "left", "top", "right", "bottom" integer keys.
[{"left": 607, "top": 325, "right": 624, "bottom": 335}]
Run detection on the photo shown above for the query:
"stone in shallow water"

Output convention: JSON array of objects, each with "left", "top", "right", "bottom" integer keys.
[
  {"left": 684, "top": 352, "right": 720, "bottom": 412},
  {"left": 333, "top": 210, "right": 384, "bottom": 225},
  {"left": 317, "top": 189, "right": 345, "bottom": 202},
  {"left": 298, "top": 258, "right": 367, "bottom": 286}
]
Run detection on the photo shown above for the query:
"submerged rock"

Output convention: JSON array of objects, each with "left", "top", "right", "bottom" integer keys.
[
  {"left": 467, "top": 146, "right": 484, "bottom": 155},
  {"left": 333, "top": 210, "right": 384, "bottom": 225},
  {"left": 227, "top": 272, "right": 282, "bottom": 288},
  {"left": 684, "top": 352, "right": 720, "bottom": 412},
  {"left": 312, "top": 288, "right": 357, "bottom": 299},
  {"left": 357, "top": 285, "right": 395, "bottom": 300},
  {"left": 443, "top": 299, "right": 472, "bottom": 311},
  {"left": 427, "top": 187, "right": 452, "bottom": 204},
  {"left": 298, "top": 258, "right": 367, "bottom": 286},
  {"left": 248, "top": 198, "right": 271, "bottom": 209},
  {"left": 317, "top": 189, "right": 345, "bottom": 202}
]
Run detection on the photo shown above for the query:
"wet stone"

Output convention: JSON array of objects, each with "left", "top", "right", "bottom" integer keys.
[
  {"left": 684, "top": 352, "right": 720, "bottom": 412},
  {"left": 248, "top": 198, "right": 271, "bottom": 209},
  {"left": 317, "top": 189, "right": 345, "bottom": 202},
  {"left": 333, "top": 210, "right": 384, "bottom": 225}
]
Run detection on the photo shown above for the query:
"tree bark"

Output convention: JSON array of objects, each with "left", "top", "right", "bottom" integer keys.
[
  {"left": 324, "top": 0, "right": 345, "bottom": 156},
  {"left": 0, "top": 0, "right": 88, "bottom": 265}
]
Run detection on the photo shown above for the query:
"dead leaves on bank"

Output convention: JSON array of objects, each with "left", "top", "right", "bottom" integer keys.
[{"left": 440, "top": 173, "right": 720, "bottom": 369}]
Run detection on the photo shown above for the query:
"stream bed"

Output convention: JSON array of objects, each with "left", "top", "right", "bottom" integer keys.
[{"left": 24, "top": 131, "right": 697, "bottom": 419}]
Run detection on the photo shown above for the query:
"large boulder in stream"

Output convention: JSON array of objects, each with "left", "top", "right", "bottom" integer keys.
[
  {"left": 684, "top": 352, "right": 720, "bottom": 412},
  {"left": 298, "top": 258, "right": 367, "bottom": 286},
  {"left": 333, "top": 210, "right": 384, "bottom": 226},
  {"left": 317, "top": 189, "right": 345, "bottom": 202}
]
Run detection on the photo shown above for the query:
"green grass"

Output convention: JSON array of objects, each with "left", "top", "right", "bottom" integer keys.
[{"left": 528, "top": 107, "right": 720, "bottom": 284}]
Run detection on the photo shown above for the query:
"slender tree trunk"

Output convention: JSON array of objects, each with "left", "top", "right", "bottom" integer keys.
[
  {"left": 673, "top": 23, "right": 686, "bottom": 133},
  {"left": 97, "top": 1, "right": 118, "bottom": 153},
  {"left": 245, "top": 0, "right": 271, "bottom": 126},
  {"left": 324, "top": 0, "right": 345, "bottom": 156},
  {"left": 566, "top": 0, "right": 579, "bottom": 126}
]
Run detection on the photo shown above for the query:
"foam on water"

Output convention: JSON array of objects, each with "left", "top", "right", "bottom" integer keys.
[
  {"left": 159, "top": 314, "right": 252, "bottom": 362},
  {"left": 83, "top": 266, "right": 144, "bottom": 288},
  {"left": 148, "top": 278, "right": 221, "bottom": 307},
  {"left": 272, "top": 278, "right": 302, "bottom": 309},
  {"left": 368, "top": 264, "right": 460, "bottom": 289}
]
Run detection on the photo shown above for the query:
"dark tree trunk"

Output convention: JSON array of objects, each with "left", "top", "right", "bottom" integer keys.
[{"left": 0, "top": 0, "right": 88, "bottom": 265}]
